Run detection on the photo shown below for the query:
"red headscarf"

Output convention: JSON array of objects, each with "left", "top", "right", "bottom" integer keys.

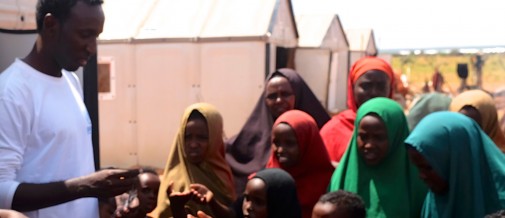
[
  {"left": 266, "top": 110, "right": 334, "bottom": 218},
  {"left": 320, "top": 56, "right": 395, "bottom": 162}
]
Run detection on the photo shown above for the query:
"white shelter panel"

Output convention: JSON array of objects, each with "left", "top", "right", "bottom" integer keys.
[
  {"left": 199, "top": 41, "right": 265, "bottom": 138},
  {"left": 97, "top": 44, "right": 138, "bottom": 168},
  {"left": 135, "top": 43, "right": 199, "bottom": 169},
  {"left": 0, "top": 32, "right": 35, "bottom": 71},
  {"left": 0, "top": 0, "right": 36, "bottom": 30},
  {"left": 295, "top": 48, "right": 331, "bottom": 107}
]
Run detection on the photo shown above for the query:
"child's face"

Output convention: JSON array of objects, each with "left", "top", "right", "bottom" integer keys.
[
  {"left": 137, "top": 173, "right": 160, "bottom": 213},
  {"left": 459, "top": 106, "right": 482, "bottom": 127},
  {"left": 407, "top": 148, "right": 448, "bottom": 195},
  {"left": 357, "top": 114, "right": 389, "bottom": 166},
  {"left": 243, "top": 178, "right": 268, "bottom": 218},
  {"left": 272, "top": 123, "right": 300, "bottom": 168},
  {"left": 184, "top": 117, "right": 209, "bottom": 164}
]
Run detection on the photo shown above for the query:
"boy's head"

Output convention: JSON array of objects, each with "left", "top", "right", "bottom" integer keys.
[
  {"left": 137, "top": 168, "right": 160, "bottom": 213},
  {"left": 36, "top": 0, "right": 105, "bottom": 71},
  {"left": 311, "top": 191, "right": 366, "bottom": 218}
]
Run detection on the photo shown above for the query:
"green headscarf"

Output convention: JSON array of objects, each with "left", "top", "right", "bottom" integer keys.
[
  {"left": 329, "top": 97, "right": 427, "bottom": 218},
  {"left": 407, "top": 93, "right": 451, "bottom": 130},
  {"left": 405, "top": 111, "right": 505, "bottom": 218}
]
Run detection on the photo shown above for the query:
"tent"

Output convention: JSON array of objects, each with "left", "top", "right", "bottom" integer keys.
[
  {"left": 97, "top": 0, "right": 298, "bottom": 168},
  {"left": 294, "top": 14, "right": 349, "bottom": 113},
  {"left": 0, "top": 0, "right": 37, "bottom": 71},
  {"left": 346, "top": 28, "right": 377, "bottom": 66}
]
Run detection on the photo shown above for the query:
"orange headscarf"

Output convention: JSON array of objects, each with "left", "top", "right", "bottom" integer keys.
[
  {"left": 321, "top": 56, "right": 395, "bottom": 162},
  {"left": 267, "top": 110, "right": 334, "bottom": 218},
  {"left": 346, "top": 56, "right": 395, "bottom": 111}
]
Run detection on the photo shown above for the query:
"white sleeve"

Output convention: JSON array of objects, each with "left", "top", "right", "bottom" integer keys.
[{"left": 0, "top": 98, "right": 28, "bottom": 209}]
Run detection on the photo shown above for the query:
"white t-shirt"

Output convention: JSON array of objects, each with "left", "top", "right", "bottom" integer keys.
[{"left": 0, "top": 59, "right": 99, "bottom": 217}]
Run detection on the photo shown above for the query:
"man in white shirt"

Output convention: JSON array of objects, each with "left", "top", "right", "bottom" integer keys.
[{"left": 0, "top": 0, "right": 139, "bottom": 217}]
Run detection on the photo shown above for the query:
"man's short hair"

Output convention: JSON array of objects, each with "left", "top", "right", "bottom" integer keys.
[
  {"left": 36, "top": 0, "right": 103, "bottom": 32},
  {"left": 319, "top": 190, "right": 366, "bottom": 218}
]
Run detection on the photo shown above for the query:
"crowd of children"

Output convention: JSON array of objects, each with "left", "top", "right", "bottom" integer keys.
[{"left": 94, "top": 56, "right": 505, "bottom": 218}]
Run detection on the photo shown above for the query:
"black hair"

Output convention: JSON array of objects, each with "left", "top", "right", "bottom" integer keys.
[
  {"left": 188, "top": 110, "right": 207, "bottom": 123},
  {"left": 140, "top": 167, "right": 159, "bottom": 176},
  {"left": 269, "top": 71, "right": 288, "bottom": 80},
  {"left": 318, "top": 190, "right": 366, "bottom": 218},
  {"left": 36, "top": 0, "right": 103, "bottom": 32}
]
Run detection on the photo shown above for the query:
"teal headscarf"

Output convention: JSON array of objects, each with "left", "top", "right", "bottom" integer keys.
[
  {"left": 407, "top": 93, "right": 451, "bottom": 130},
  {"left": 405, "top": 111, "right": 505, "bottom": 218},
  {"left": 329, "top": 97, "right": 427, "bottom": 218}
]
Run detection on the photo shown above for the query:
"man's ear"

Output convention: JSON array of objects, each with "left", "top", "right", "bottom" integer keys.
[{"left": 42, "top": 13, "right": 60, "bottom": 37}]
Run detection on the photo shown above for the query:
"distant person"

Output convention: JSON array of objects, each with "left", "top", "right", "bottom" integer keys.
[
  {"left": 329, "top": 98, "right": 426, "bottom": 217},
  {"left": 225, "top": 68, "right": 330, "bottom": 194},
  {"left": 422, "top": 79, "right": 430, "bottom": 93},
  {"left": 155, "top": 103, "right": 235, "bottom": 218},
  {"left": 266, "top": 110, "right": 334, "bottom": 218},
  {"left": 392, "top": 71, "right": 409, "bottom": 109},
  {"left": 456, "top": 63, "right": 469, "bottom": 92},
  {"left": 407, "top": 93, "right": 452, "bottom": 130},
  {"left": 0, "top": 0, "right": 140, "bottom": 217},
  {"left": 311, "top": 190, "right": 366, "bottom": 218},
  {"left": 432, "top": 68, "right": 445, "bottom": 93},
  {"left": 450, "top": 89, "right": 505, "bottom": 152},
  {"left": 242, "top": 168, "right": 301, "bottom": 218},
  {"left": 406, "top": 112, "right": 505, "bottom": 217},
  {"left": 320, "top": 56, "right": 394, "bottom": 164},
  {"left": 472, "top": 53, "right": 485, "bottom": 88}
]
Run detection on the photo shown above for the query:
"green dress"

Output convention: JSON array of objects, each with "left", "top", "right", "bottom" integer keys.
[{"left": 329, "top": 97, "right": 427, "bottom": 218}]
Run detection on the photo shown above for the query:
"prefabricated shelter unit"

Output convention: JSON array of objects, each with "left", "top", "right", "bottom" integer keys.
[
  {"left": 98, "top": 0, "right": 298, "bottom": 169},
  {"left": 294, "top": 14, "right": 349, "bottom": 113},
  {"left": 0, "top": 0, "right": 37, "bottom": 71},
  {"left": 345, "top": 28, "right": 377, "bottom": 66}
]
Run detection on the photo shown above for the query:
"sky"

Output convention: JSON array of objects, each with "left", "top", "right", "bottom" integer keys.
[{"left": 291, "top": 0, "right": 505, "bottom": 50}]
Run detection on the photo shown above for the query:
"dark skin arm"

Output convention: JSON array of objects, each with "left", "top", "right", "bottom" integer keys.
[
  {"left": 12, "top": 169, "right": 140, "bottom": 211},
  {"left": 166, "top": 182, "right": 193, "bottom": 218}
]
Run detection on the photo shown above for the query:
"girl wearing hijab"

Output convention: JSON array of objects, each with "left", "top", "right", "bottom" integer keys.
[
  {"left": 406, "top": 112, "right": 505, "bottom": 217},
  {"left": 329, "top": 98, "right": 427, "bottom": 218},
  {"left": 407, "top": 92, "right": 452, "bottom": 130},
  {"left": 320, "top": 56, "right": 395, "bottom": 163},
  {"left": 449, "top": 89, "right": 505, "bottom": 152},
  {"left": 242, "top": 168, "right": 302, "bottom": 218},
  {"left": 225, "top": 68, "right": 330, "bottom": 194},
  {"left": 266, "top": 110, "right": 334, "bottom": 218},
  {"left": 155, "top": 103, "right": 235, "bottom": 218}
]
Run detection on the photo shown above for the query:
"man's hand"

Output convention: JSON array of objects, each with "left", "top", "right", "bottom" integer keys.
[
  {"left": 69, "top": 169, "right": 140, "bottom": 198},
  {"left": 0, "top": 209, "right": 28, "bottom": 218},
  {"left": 12, "top": 168, "right": 140, "bottom": 211}
]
